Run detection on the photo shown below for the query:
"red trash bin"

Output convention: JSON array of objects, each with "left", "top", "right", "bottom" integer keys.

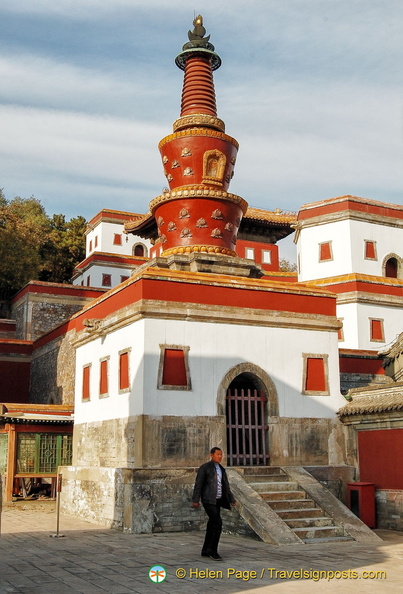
[{"left": 347, "top": 482, "right": 375, "bottom": 528}]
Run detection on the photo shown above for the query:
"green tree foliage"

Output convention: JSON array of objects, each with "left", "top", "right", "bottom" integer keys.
[
  {"left": 279, "top": 258, "right": 298, "bottom": 273},
  {"left": 0, "top": 190, "right": 86, "bottom": 297},
  {"left": 40, "top": 214, "right": 87, "bottom": 283}
]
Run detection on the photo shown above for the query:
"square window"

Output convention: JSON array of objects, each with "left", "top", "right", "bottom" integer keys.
[
  {"left": 370, "top": 319, "right": 384, "bottom": 342},
  {"left": 113, "top": 234, "right": 122, "bottom": 245},
  {"left": 245, "top": 247, "right": 255, "bottom": 260},
  {"left": 302, "top": 354, "right": 329, "bottom": 395},
  {"left": 89, "top": 240, "right": 92, "bottom": 253},
  {"left": 158, "top": 345, "right": 191, "bottom": 390},
  {"left": 102, "top": 274, "right": 112, "bottom": 287},
  {"left": 319, "top": 241, "right": 332, "bottom": 262},
  {"left": 86, "top": 276, "right": 91, "bottom": 287},
  {"left": 262, "top": 250, "right": 272, "bottom": 264},
  {"left": 94, "top": 235, "right": 98, "bottom": 248},
  {"left": 120, "top": 275, "right": 129, "bottom": 283},
  {"left": 364, "top": 240, "right": 377, "bottom": 260}
]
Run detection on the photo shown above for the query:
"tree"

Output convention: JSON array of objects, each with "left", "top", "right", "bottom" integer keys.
[
  {"left": 0, "top": 190, "right": 86, "bottom": 298},
  {"left": 40, "top": 214, "right": 87, "bottom": 283},
  {"left": 279, "top": 258, "right": 298, "bottom": 273},
  {"left": 0, "top": 192, "right": 51, "bottom": 297}
]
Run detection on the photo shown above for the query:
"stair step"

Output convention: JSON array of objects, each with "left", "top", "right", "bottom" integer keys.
[
  {"left": 303, "top": 536, "right": 355, "bottom": 544},
  {"left": 240, "top": 466, "right": 285, "bottom": 476},
  {"left": 284, "top": 517, "right": 334, "bottom": 529},
  {"left": 293, "top": 526, "right": 345, "bottom": 539},
  {"left": 276, "top": 508, "right": 324, "bottom": 519},
  {"left": 268, "top": 499, "right": 315, "bottom": 510},
  {"left": 243, "top": 474, "right": 287, "bottom": 483},
  {"left": 250, "top": 481, "right": 299, "bottom": 492},
  {"left": 261, "top": 491, "right": 307, "bottom": 501}
]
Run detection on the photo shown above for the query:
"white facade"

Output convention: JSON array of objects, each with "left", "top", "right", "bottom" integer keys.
[
  {"left": 72, "top": 263, "right": 134, "bottom": 288},
  {"left": 298, "top": 218, "right": 402, "bottom": 282},
  {"left": 73, "top": 211, "right": 153, "bottom": 288},
  {"left": 297, "top": 197, "right": 403, "bottom": 351},
  {"left": 86, "top": 221, "right": 151, "bottom": 258},
  {"left": 338, "top": 301, "right": 403, "bottom": 350},
  {"left": 74, "top": 316, "right": 344, "bottom": 427}
]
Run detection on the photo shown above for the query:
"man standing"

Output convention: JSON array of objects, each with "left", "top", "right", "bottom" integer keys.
[{"left": 192, "top": 447, "right": 236, "bottom": 561}]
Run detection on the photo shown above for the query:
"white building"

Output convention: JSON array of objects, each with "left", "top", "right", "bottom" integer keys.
[{"left": 296, "top": 195, "right": 403, "bottom": 350}]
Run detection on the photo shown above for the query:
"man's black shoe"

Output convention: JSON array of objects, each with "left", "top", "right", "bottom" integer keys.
[
  {"left": 201, "top": 553, "right": 210, "bottom": 557},
  {"left": 210, "top": 554, "right": 223, "bottom": 561}
]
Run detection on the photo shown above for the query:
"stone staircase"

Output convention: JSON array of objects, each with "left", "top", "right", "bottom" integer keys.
[{"left": 240, "top": 467, "right": 353, "bottom": 543}]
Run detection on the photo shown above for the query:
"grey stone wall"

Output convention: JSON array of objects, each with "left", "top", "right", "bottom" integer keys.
[
  {"left": 30, "top": 330, "right": 76, "bottom": 404},
  {"left": 73, "top": 415, "right": 226, "bottom": 469},
  {"left": 376, "top": 490, "right": 403, "bottom": 530},
  {"left": 11, "top": 300, "right": 25, "bottom": 340},
  {"left": 73, "top": 415, "right": 353, "bottom": 470},
  {"left": 304, "top": 465, "right": 356, "bottom": 504},
  {"left": 30, "top": 302, "right": 84, "bottom": 341},
  {"left": 60, "top": 466, "right": 257, "bottom": 538},
  {"left": 11, "top": 291, "right": 99, "bottom": 340},
  {"left": 268, "top": 417, "right": 354, "bottom": 467},
  {"left": 341, "top": 372, "right": 392, "bottom": 394}
]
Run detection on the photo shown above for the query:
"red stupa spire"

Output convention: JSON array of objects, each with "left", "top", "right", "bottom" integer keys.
[{"left": 149, "top": 15, "right": 248, "bottom": 257}]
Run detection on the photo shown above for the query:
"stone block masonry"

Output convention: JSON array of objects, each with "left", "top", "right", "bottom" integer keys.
[
  {"left": 30, "top": 330, "right": 76, "bottom": 404},
  {"left": 376, "top": 490, "right": 403, "bottom": 530},
  {"left": 59, "top": 466, "right": 256, "bottom": 538}
]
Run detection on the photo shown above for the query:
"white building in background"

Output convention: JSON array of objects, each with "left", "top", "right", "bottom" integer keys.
[
  {"left": 72, "top": 209, "right": 152, "bottom": 289},
  {"left": 295, "top": 195, "right": 403, "bottom": 350}
]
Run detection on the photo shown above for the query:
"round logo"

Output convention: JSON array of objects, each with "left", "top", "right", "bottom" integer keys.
[{"left": 149, "top": 565, "right": 167, "bottom": 583}]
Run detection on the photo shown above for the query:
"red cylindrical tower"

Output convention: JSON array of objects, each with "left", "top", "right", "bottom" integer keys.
[{"left": 150, "top": 15, "right": 248, "bottom": 257}]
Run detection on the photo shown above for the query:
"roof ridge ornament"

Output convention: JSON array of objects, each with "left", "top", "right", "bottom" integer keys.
[
  {"left": 175, "top": 15, "right": 221, "bottom": 71},
  {"left": 184, "top": 15, "right": 214, "bottom": 51}
]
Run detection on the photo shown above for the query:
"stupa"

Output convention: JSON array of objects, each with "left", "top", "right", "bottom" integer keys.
[{"left": 126, "top": 16, "right": 259, "bottom": 275}]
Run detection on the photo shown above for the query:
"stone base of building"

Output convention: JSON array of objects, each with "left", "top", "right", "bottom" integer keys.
[
  {"left": 376, "top": 490, "right": 403, "bottom": 530},
  {"left": 59, "top": 464, "right": 359, "bottom": 536},
  {"left": 59, "top": 466, "right": 257, "bottom": 538},
  {"left": 72, "top": 415, "right": 353, "bottom": 469}
]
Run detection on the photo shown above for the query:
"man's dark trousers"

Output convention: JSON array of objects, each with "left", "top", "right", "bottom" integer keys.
[{"left": 201, "top": 498, "right": 224, "bottom": 555}]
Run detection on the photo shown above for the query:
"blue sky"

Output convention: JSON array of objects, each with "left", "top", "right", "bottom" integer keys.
[{"left": 1, "top": 1, "right": 402, "bottom": 250}]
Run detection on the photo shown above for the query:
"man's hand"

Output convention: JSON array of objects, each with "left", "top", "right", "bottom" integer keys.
[
  {"left": 192, "top": 502, "right": 200, "bottom": 509},
  {"left": 231, "top": 501, "right": 236, "bottom": 507}
]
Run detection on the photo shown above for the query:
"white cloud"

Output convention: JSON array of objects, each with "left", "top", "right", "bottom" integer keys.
[
  {"left": 1, "top": 1, "right": 402, "bottom": 222},
  {"left": 0, "top": 105, "right": 164, "bottom": 214}
]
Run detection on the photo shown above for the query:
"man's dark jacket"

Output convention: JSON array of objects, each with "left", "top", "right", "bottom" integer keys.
[{"left": 192, "top": 460, "right": 235, "bottom": 509}]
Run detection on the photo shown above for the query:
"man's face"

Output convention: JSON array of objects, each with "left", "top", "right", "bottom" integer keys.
[{"left": 211, "top": 449, "right": 223, "bottom": 464}]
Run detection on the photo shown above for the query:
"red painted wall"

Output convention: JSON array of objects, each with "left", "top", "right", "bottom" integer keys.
[
  {"left": 235, "top": 240, "right": 279, "bottom": 271},
  {"left": 358, "top": 429, "right": 403, "bottom": 489},
  {"left": 0, "top": 360, "right": 30, "bottom": 403},
  {"left": 339, "top": 355, "right": 384, "bottom": 375}
]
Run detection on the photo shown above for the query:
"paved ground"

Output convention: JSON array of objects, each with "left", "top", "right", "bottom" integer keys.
[{"left": 0, "top": 505, "right": 402, "bottom": 593}]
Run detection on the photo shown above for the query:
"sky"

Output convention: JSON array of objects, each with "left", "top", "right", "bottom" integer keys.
[{"left": 1, "top": 1, "right": 402, "bottom": 260}]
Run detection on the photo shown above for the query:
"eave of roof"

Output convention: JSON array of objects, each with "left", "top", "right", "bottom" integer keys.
[
  {"left": 124, "top": 207, "right": 297, "bottom": 240},
  {"left": 337, "top": 382, "right": 403, "bottom": 417}
]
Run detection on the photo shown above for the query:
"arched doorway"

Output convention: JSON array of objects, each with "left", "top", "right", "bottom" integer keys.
[
  {"left": 133, "top": 243, "right": 148, "bottom": 257},
  {"left": 218, "top": 363, "right": 278, "bottom": 467},
  {"left": 385, "top": 257, "right": 398, "bottom": 278},
  {"left": 383, "top": 253, "right": 401, "bottom": 279}
]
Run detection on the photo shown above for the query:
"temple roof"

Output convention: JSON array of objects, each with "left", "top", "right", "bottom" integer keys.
[
  {"left": 124, "top": 206, "right": 296, "bottom": 243},
  {"left": 337, "top": 383, "right": 403, "bottom": 418}
]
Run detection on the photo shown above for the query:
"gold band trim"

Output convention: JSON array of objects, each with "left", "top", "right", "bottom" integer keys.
[
  {"left": 173, "top": 114, "right": 225, "bottom": 133},
  {"left": 162, "top": 245, "right": 237, "bottom": 257},
  {"left": 150, "top": 187, "right": 248, "bottom": 214},
  {"left": 158, "top": 128, "right": 239, "bottom": 151}
]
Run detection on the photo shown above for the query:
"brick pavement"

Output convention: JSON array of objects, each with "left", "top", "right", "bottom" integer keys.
[{"left": 0, "top": 506, "right": 402, "bottom": 593}]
